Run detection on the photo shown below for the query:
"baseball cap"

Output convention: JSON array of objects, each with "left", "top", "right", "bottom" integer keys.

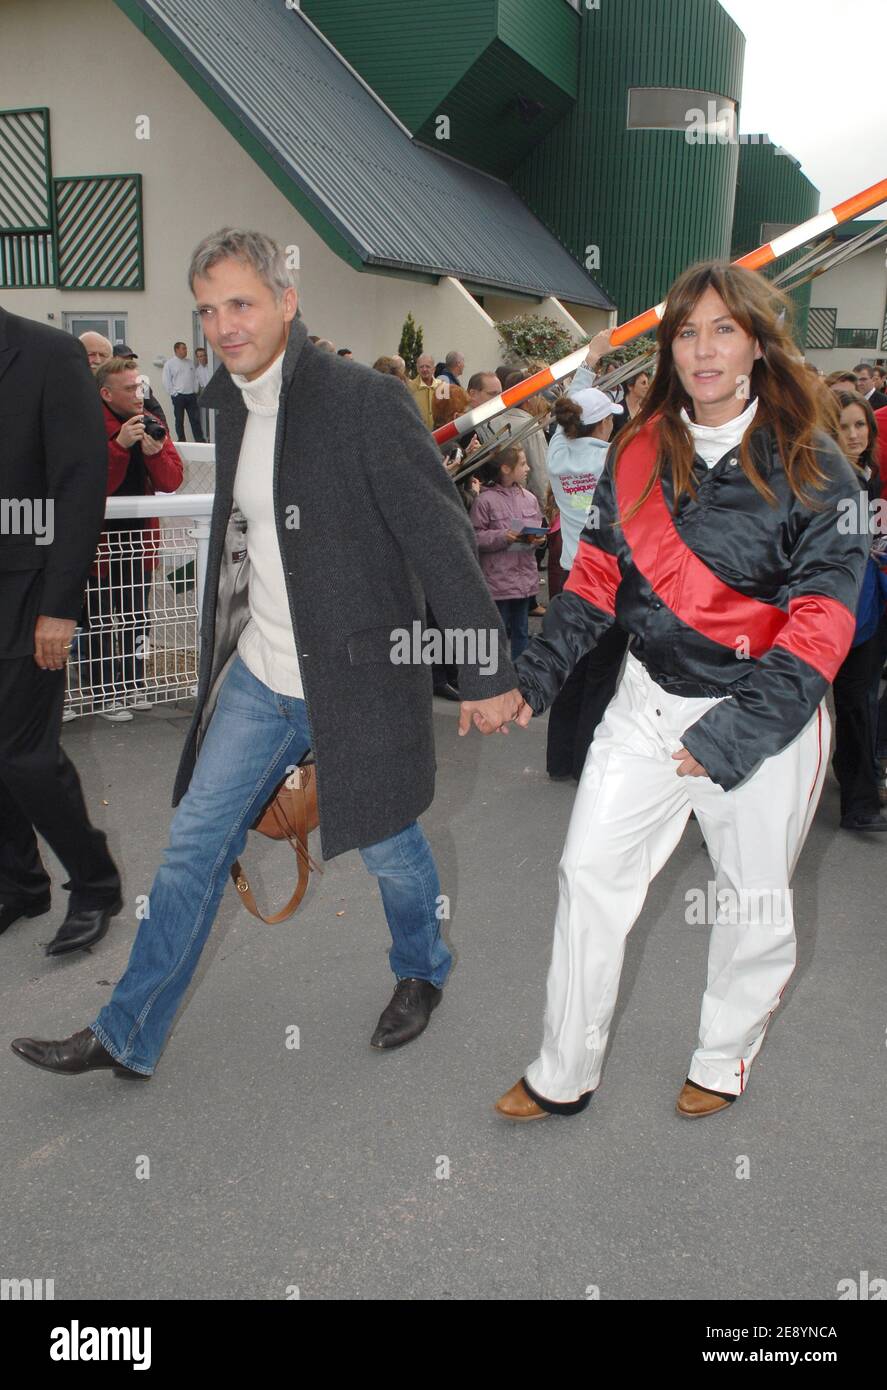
[
  {"left": 113, "top": 342, "right": 137, "bottom": 358},
  {"left": 571, "top": 386, "right": 623, "bottom": 426}
]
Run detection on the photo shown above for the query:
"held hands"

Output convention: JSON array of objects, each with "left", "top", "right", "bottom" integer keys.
[
  {"left": 458, "top": 688, "right": 534, "bottom": 737},
  {"left": 672, "top": 747, "right": 709, "bottom": 778},
  {"left": 34, "top": 616, "right": 76, "bottom": 671}
]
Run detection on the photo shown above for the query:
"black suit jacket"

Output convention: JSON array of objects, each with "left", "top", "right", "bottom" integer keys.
[
  {"left": 866, "top": 388, "right": 887, "bottom": 412},
  {"left": 0, "top": 306, "right": 108, "bottom": 657}
]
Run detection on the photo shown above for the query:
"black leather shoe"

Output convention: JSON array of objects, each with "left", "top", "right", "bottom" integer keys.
[
  {"left": 0, "top": 892, "right": 51, "bottom": 936},
  {"left": 840, "top": 813, "right": 887, "bottom": 832},
  {"left": 45, "top": 897, "right": 123, "bottom": 956},
  {"left": 10, "top": 1027, "right": 144, "bottom": 1077},
  {"left": 433, "top": 683, "right": 461, "bottom": 702},
  {"left": 370, "top": 978, "right": 442, "bottom": 1050}
]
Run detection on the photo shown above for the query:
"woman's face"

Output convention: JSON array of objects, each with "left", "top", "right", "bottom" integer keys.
[
  {"left": 671, "top": 286, "right": 763, "bottom": 425},
  {"left": 629, "top": 373, "right": 650, "bottom": 403},
  {"left": 502, "top": 451, "right": 530, "bottom": 487},
  {"left": 839, "top": 403, "right": 870, "bottom": 462}
]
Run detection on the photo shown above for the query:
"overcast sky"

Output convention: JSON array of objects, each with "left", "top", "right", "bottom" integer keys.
[{"left": 718, "top": 0, "right": 886, "bottom": 216}]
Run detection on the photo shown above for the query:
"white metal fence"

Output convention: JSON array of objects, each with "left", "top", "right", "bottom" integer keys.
[{"left": 63, "top": 442, "right": 215, "bottom": 720}]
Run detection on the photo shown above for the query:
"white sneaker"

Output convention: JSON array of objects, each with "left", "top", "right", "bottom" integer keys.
[
  {"left": 98, "top": 705, "right": 134, "bottom": 722},
  {"left": 131, "top": 699, "right": 154, "bottom": 710},
  {"left": 62, "top": 709, "right": 77, "bottom": 723}
]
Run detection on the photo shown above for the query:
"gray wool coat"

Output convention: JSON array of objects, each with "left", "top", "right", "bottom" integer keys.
[{"left": 172, "top": 318, "right": 517, "bottom": 859}]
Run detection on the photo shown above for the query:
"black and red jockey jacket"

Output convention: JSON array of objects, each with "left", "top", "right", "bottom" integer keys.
[{"left": 516, "top": 418, "right": 868, "bottom": 790}]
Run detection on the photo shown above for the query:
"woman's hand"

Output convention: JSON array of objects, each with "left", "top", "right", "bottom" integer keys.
[
  {"left": 672, "top": 747, "right": 709, "bottom": 778},
  {"left": 585, "top": 328, "right": 614, "bottom": 371}
]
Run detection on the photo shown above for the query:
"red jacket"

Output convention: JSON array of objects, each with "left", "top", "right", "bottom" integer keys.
[
  {"left": 876, "top": 405, "right": 887, "bottom": 496},
  {"left": 95, "top": 402, "right": 183, "bottom": 573}
]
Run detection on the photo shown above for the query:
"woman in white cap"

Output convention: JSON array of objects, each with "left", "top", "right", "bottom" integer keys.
[{"left": 545, "top": 336, "right": 630, "bottom": 781}]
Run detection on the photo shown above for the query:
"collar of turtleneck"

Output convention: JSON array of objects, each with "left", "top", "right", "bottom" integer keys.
[
  {"left": 679, "top": 396, "right": 759, "bottom": 468},
  {"left": 231, "top": 350, "right": 284, "bottom": 416}
]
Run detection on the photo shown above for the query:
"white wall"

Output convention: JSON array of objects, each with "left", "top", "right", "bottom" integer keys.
[
  {"left": 1, "top": 0, "right": 594, "bottom": 418},
  {"left": 807, "top": 243, "right": 887, "bottom": 371}
]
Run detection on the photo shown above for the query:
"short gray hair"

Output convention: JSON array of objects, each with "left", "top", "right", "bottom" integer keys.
[{"left": 188, "top": 228, "right": 296, "bottom": 299}]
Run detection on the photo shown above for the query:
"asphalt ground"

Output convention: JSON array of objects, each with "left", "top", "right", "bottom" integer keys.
[{"left": 2, "top": 686, "right": 885, "bottom": 1302}]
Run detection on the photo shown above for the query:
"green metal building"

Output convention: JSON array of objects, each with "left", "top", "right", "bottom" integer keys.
[
  {"left": 305, "top": 0, "right": 750, "bottom": 321},
  {"left": 731, "top": 141, "right": 820, "bottom": 344}
]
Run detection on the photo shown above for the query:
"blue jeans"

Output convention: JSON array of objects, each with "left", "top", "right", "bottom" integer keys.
[
  {"left": 92, "top": 655, "right": 451, "bottom": 1074},
  {"left": 496, "top": 598, "right": 530, "bottom": 661}
]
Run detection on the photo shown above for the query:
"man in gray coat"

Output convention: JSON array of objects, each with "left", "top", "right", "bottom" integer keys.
[{"left": 12, "top": 229, "right": 523, "bottom": 1079}]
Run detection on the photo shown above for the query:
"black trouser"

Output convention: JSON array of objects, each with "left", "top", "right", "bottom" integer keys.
[
  {"left": 0, "top": 656, "right": 121, "bottom": 910},
  {"left": 832, "top": 633, "right": 881, "bottom": 819},
  {"left": 426, "top": 603, "right": 457, "bottom": 690},
  {"left": 876, "top": 612, "right": 887, "bottom": 758},
  {"left": 172, "top": 392, "right": 204, "bottom": 443},
  {"left": 82, "top": 554, "right": 152, "bottom": 702},
  {"left": 546, "top": 625, "right": 629, "bottom": 779}
]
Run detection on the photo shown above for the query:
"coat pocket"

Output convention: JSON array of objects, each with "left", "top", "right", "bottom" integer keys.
[{"left": 346, "top": 624, "right": 401, "bottom": 666}]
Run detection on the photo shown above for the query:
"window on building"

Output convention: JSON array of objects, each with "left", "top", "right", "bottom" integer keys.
[
  {"left": 627, "top": 88, "right": 737, "bottom": 139},
  {"left": 834, "top": 327, "right": 879, "bottom": 349},
  {"left": 807, "top": 308, "right": 837, "bottom": 351},
  {"left": 63, "top": 313, "right": 128, "bottom": 345}
]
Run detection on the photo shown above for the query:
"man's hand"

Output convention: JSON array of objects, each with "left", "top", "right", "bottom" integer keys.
[
  {"left": 34, "top": 616, "right": 76, "bottom": 671},
  {"left": 116, "top": 414, "right": 146, "bottom": 449},
  {"left": 672, "top": 747, "right": 709, "bottom": 778},
  {"left": 141, "top": 430, "right": 164, "bottom": 456},
  {"left": 458, "top": 689, "right": 533, "bottom": 736}
]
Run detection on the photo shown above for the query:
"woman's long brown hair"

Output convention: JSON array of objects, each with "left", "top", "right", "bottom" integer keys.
[{"left": 611, "top": 261, "right": 830, "bottom": 520}]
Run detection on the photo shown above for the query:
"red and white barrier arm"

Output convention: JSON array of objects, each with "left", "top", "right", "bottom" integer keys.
[{"left": 432, "top": 175, "right": 887, "bottom": 447}]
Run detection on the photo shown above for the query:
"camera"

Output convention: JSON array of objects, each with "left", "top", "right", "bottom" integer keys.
[{"left": 140, "top": 415, "right": 166, "bottom": 441}]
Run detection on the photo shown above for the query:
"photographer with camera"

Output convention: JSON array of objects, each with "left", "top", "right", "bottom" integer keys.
[{"left": 82, "top": 359, "right": 183, "bottom": 720}]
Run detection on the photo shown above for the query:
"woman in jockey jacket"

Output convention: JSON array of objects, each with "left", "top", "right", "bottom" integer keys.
[{"left": 482, "top": 260, "right": 868, "bottom": 1122}]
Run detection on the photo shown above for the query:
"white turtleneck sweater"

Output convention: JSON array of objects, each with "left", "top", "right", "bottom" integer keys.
[
  {"left": 231, "top": 351, "right": 304, "bottom": 698},
  {"left": 680, "top": 396, "right": 759, "bottom": 469}
]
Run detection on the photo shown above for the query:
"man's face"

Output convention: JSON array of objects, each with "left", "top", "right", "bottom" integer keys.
[
  {"left": 856, "top": 367, "right": 873, "bottom": 394},
  {"left": 830, "top": 377, "right": 856, "bottom": 394},
  {"left": 452, "top": 356, "right": 465, "bottom": 377},
  {"left": 193, "top": 257, "right": 297, "bottom": 381},
  {"left": 101, "top": 368, "right": 145, "bottom": 417},
  {"left": 417, "top": 355, "right": 434, "bottom": 384},
  {"left": 80, "top": 333, "right": 112, "bottom": 372},
  {"left": 468, "top": 374, "right": 500, "bottom": 405},
  {"left": 195, "top": 349, "right": 208, "bottom": 366},
  {"left": 671, "top": 286, "right": 762, "bottom": 425},
  {"left": 174, "top": 343, "right": 188, "bottom": 359}
]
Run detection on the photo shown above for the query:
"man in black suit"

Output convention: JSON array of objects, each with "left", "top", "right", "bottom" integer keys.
[
  {"left": 854, "top": 363, "right": 887, "bottom": 411},
  {"left": 0, "top": 307, "right": 122, "bottom": 953}
]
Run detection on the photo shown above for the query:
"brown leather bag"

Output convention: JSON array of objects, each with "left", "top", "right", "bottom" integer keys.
[{"left": 230, "top": 760, "right": 322, "bottom": 923}]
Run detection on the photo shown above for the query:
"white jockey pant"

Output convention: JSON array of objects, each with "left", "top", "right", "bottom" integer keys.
[{"left": 525, "top": 652, "right": 829, "bottom": 1102}]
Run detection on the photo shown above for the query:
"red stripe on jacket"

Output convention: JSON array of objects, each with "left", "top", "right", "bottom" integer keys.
[
  {"left": 564, "top": 538, "right": 620, "bottom": 615},
  {"left": 773, "top": 594, "right": 856, "bottom": 682},
  {"left": 615, "top": 424, "right": 787, "bottom": 656}
]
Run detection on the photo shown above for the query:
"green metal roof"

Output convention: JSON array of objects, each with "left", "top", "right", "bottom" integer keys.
[{"left": 114, "top": 0, "right": 612, "bottom": 308}]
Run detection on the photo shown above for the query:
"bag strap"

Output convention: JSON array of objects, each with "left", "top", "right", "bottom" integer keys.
[{"left": 229, "top": 786, "right": 323, "bottom": 925}]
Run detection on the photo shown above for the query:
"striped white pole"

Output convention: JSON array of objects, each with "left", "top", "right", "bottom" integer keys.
[{"left": 432, "top": 175, "right": 887, "bottom": 447}]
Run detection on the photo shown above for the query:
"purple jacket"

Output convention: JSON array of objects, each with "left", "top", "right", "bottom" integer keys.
[{"left": 471, "top": 483, "right": 543, "bottom": 600}]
